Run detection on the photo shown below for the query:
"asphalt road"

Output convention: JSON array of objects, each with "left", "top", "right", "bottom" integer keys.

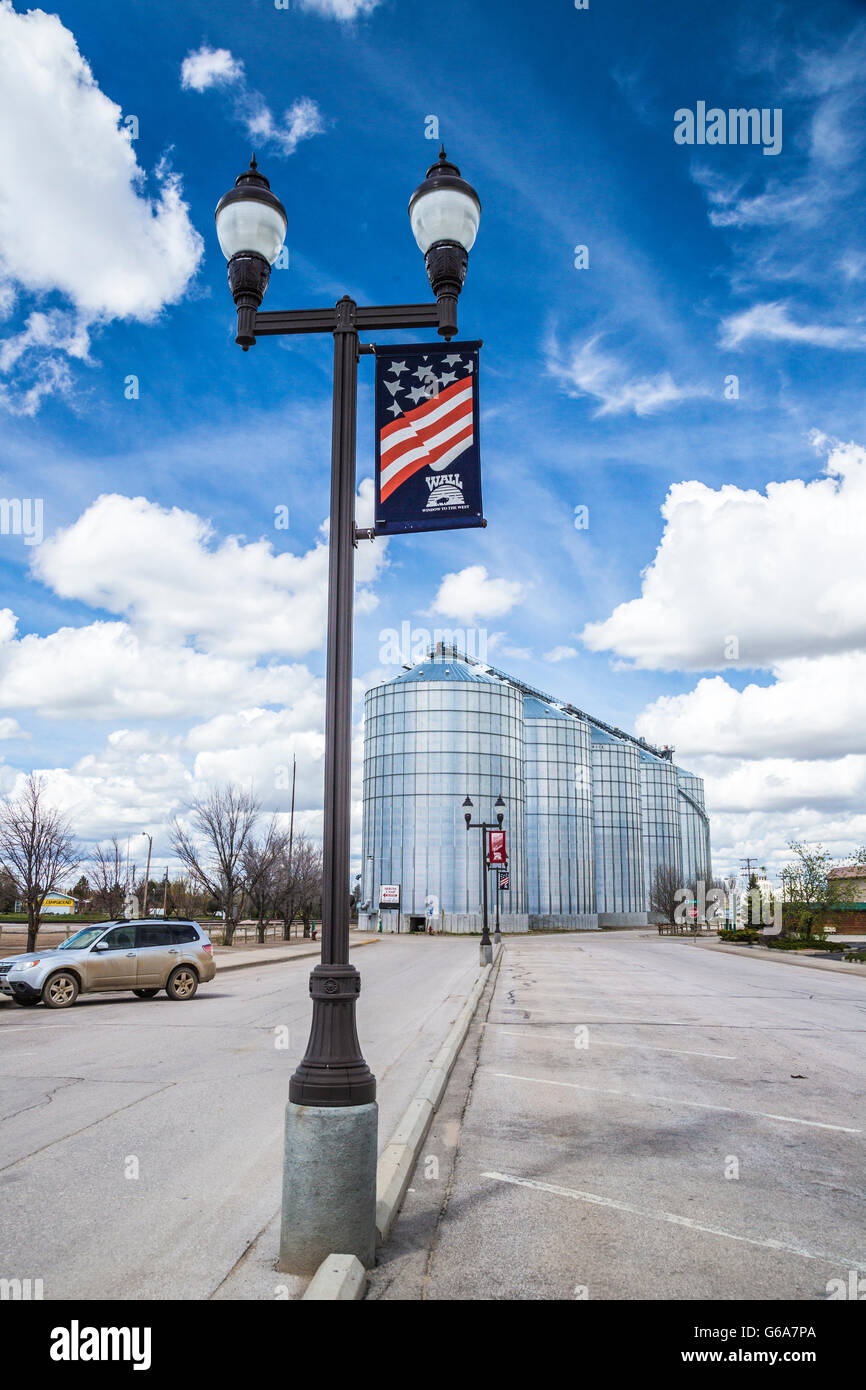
[
  {"left": 369, "top": 933, "right": 866, "bottom": 1300},
  {"left": 0, "top": 934, "right": 480, "bottom": 1300}
]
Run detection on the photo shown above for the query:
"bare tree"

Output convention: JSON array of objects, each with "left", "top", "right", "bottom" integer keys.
[
  {"left": 274, "top": 831, "right": 322, "bottom": 939},
  {"left": 89, "top": 838, "right": 129, "bottom": 920},
  {"left": 0, "top": 775, "right": 79, "bottom": 952},
  {"left": 293, "top": 836, "right": 323, "bottom": 938},
  {"left": 165, "top": 875, "right": 208, "bottom": 921},
  {"left": 170, "top": 785, "right": 259, "bottom": 945},
  {"left": 243, "top": 819, "right": 287, "bottom": 943},
  {"left": 649, "top": 864, "right": 683, "bottom": 925}
]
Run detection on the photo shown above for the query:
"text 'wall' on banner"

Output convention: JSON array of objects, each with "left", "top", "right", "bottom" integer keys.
[{"left": 373, "top": 341, "right": 484, "bottom": 536}]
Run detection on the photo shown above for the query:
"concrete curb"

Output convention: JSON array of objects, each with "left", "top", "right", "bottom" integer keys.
[
  {"left": 375, "top": 946, "right": 501, "bottom": 1245},
  {"left": 302, "top": 1254, "right": 367, "bottom": 1301},
  {"left": 694, "top": 939, "right": 866, "bottom": 977},
  {"left": 216, "top": 937, "right": 379, "bottom": 974}
]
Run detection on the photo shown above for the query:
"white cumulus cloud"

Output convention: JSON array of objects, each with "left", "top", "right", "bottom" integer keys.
[
  {"left": 582, "top": 437, "right": 866, "bottom": 671},
  {"left": 181, "top": 44, "right": 324, "bottom": 159},
  {"left": 32, "top": 491, "right": 386, "bottom": 661},
  {"left": 0, "top": 2, "right": 202, "bottom": 409},
  {"left": 180, "top": 45, "right": 244, "bottom": 91},
  {"left": 430, "top": 566, "right": 525, "bottom": 625}
]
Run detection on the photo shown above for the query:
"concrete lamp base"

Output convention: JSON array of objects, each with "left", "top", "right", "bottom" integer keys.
[
  {"left": 480, "top": 942, "right": 493, "bottom": 966},
  {"left": 278, "top": 1101, "right": 378, "bottom": 1276}
]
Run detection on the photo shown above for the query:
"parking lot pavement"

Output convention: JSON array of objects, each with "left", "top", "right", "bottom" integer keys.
[
  {"left": 0, "top": 934, "right": 481, "bottom": 1300},
  {"left": 368, "top": 933, "right": 866, "bottom": 1300}
]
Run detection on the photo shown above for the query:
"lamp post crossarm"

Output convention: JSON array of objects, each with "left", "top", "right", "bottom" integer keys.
[{"left": 253, "top": 301, "right": 442, "bottom": 339}]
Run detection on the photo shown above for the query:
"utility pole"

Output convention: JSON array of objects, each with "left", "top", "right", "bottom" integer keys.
[{"left": 162, "top": 865, "right": 169, "bottom": 918}]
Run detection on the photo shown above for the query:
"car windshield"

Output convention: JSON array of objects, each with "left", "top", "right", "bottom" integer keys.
[{"left": 57, "top": 927, "right": 108, "bottom": 951}]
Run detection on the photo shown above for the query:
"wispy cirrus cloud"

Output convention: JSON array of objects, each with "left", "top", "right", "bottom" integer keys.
[
  {"left": 547, "top": 333, "right": 707, "bottom": 417},
  {"left": 296, "top": 0, "right": 382, "bottom": 15},
  {"left": 719, "top": 301, "right": 866, "bottom": 351}
]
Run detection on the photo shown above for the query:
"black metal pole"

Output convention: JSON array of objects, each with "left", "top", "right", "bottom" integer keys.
[
  {"left": 480, "top": 828, "right": 491, "bottom": 949},
  {"left": 289, "top": 296, "right": 375, "bottom": 1107}
]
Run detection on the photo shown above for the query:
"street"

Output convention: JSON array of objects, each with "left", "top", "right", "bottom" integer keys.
[
  {"left": 0, "top": 934, "right": 480, "bottom": 1300},
  {"left": 369, "top": 934, "right": 866, "bottom": 1300}
]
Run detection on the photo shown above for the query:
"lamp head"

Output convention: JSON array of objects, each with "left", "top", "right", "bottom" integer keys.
[
  {"left": 409, "top": 147, "right": 481, "bottom": 340},
  {"left": 215, "top": 157, "right": 288, "bottom": 349}
]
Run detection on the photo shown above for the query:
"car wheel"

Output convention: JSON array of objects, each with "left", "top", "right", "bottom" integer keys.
[
  {"left": 165, "top": 965, "right": 198, "bottom": 1001},
  {"left": 42, "top": 972, "right": 79, "bottom": 1009},
  {"left": 12, "top": 996, "right": 39, "bottom": 1007},
  {"left": 132, "top": 989, "right": 159, "bottom": 999}
]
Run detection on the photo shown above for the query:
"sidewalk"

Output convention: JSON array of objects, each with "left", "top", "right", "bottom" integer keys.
[{"left": 213, "top": 930, "right": 379, "bottom": 973}]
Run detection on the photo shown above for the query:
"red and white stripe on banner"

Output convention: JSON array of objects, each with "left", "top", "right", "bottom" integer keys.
[{"left": 379, "top": 375, "right": 474, "bottom": 502}]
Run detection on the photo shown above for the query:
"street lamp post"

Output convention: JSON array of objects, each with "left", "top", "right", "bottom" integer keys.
[
  {"left": 140, "top": 833, "right": 152, "bottom": 919},
  {"left": 463, "top": 795, "right": 505, "bottom": 964},
  {"left": 216, "top": 147, "right": 480, "bottom": 1275}
]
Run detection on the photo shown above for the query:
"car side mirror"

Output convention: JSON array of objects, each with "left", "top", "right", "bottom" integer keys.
[{"left": 93, "top": 941, "right": 109, "bottom": 952}]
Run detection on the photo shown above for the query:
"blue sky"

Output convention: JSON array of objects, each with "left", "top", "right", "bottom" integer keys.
[{"left": 0, "top": 0, "right": 865, "bottom": 878}]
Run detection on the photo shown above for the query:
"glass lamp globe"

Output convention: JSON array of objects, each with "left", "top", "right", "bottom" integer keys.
[
  {"left": 409, "top": 148, "right": 481, "bottom": 254},
  {"left": 215, "top": 157, "right": 287, "bottom": 265}
]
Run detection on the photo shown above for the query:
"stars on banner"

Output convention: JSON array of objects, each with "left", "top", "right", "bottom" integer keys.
[{"left": 382, "top": 354, "right": 468, "bottom": 418}]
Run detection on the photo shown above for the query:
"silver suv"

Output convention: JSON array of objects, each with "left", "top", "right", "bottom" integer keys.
[{"left": 0, "top": 919, "right": 216, "bottom": 1009}]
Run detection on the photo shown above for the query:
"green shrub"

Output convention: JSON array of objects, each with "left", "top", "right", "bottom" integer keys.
[{"left": 765, "top": 935, "right": 840, "bottom": 951}]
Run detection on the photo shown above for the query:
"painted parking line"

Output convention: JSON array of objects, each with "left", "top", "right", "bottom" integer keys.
[
  {"left": 481, "top": 1171, "right": 866, "bottom": 1273},
  {"left": 488, "top": 1027, "right": 736, "bottom": 1060},
  {"left": 489, "top": 1071, "right": 862, "bottom": 1134}
]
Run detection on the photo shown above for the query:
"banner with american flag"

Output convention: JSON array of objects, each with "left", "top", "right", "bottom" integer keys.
[{"left": 373, "top": 341, "right": 484, "bottom": 535}]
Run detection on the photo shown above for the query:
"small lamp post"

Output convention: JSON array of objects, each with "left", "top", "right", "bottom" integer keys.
[
  {"left": 216, "top": 147, "right": 480, "bottom": 1275},
  {"left": 463, "top": 795, "right": 506, "bottom": 965}
]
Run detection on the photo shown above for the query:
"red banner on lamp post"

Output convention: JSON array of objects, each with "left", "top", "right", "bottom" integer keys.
[{"left": 488, "top": 829, "right": 507, "bottom": 865}]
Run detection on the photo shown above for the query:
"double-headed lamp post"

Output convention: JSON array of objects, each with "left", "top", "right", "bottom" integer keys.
[
  {"left": 463, "top": 794, "right": 505, "bottom": 964},
  {"left": 215, "top": 147, "right": 480, "bottom": 1275}
]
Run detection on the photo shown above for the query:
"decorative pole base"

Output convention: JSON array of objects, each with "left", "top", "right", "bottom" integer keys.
[
  {"left": 480, "top": 941, "right": 493, "bottom": 966},
  {"left": 278, "top": 1100, "right": 378, "bottom": 1275},
  {"left": 289, "top": 964, "right": 376, "bottom": 1107}
]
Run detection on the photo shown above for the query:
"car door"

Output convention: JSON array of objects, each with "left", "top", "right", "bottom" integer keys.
[
  {"left": 88, "top": 924, "right": 138, "bottom": 990},
  {"left": 135, "top": 923, "right": 176, "bottom": 986}
]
